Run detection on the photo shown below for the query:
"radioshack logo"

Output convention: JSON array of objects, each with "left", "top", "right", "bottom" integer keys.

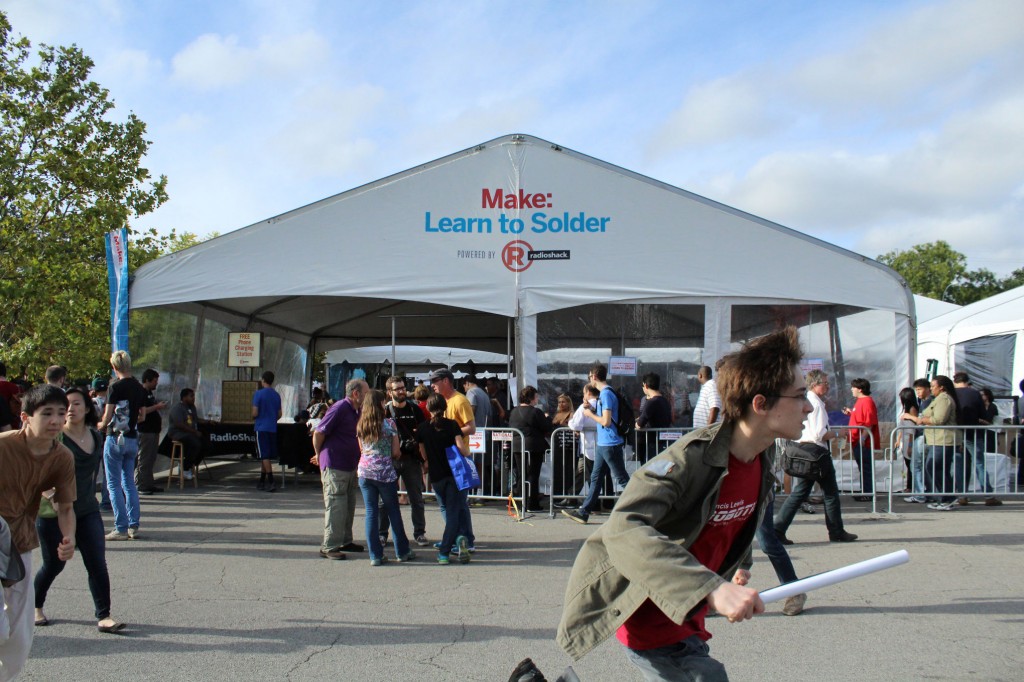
[
  {"left": 501, "top": 240, "right": 570, "bottom": 272},
  {"left": 209, "top": 433, "right": 256, "bottom": 443}
]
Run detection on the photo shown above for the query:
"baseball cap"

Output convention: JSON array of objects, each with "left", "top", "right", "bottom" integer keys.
[
  {"left": 91, "top": 378, "right": 109, "bottom": 391},
  {"left": 428, "top": 368, "right": 455, "bottom": 383}
]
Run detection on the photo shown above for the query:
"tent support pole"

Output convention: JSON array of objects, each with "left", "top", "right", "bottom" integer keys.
[
  {"left": 828, "top": 313, "right": 846, "bottom": 391},
  {"left": 189, "top": 307, "right": 206, "bottom": 393}
]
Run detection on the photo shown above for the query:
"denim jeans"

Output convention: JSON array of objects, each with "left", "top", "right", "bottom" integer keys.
[
  {"left": 379, "top": 457, "right": 426, "bottom": 539},
  {"left": 432, "top": 476, "right": 467, "bottom": 554},
  {"left": 358, "top": 477, "right": 410, "bottom": 561},
  {"left": 775, "top": 452, "right": 845, "bottom": 538},
  {"left": 626, "top": 635, "right": 728, "bottom": 682},
  {"left": 758, "top": 496, "right": 797, "bottom": 584},
  {"left": 437, "top": 482, "right": 475, "bottom": 546},
  {"left": 957, "top": 433, "right": 993, "bottom": 494},
  {"left": 321, "top": 467, "right": 358, "bottom": 551},
  {"left": 104, "top": 435, "right": 140, "bottom": 533},
  {"left": 852, "top": 442, "right": 874, "bottom": 494},
  {"left": 580, "top": 444, "right": 630, "bottom": 515},
  {"left": 925, "top": 445, "right": 956, "bottom": 503},
  {"left": 911, "top": 435, "right": 927, "bottom": 494},
  {"left": 34, "top": 511, "right": 111, "bottom": 620}
]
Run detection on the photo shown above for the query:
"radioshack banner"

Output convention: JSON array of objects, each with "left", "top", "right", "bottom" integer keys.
[{"left": 105, "top": 227, "right": 130, "bottom": 353}]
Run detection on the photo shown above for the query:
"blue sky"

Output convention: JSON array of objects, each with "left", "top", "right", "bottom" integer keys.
[{"left": 4, "top": 0, "right": 1022, "bottom": 275}]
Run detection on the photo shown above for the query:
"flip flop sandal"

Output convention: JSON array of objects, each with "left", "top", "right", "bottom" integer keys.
[
  {"left": 98, "top": 622, "right": 127, "bottom": 634},
  {"left": 35, "top": 617, "right": 50, "bottom": 626}
]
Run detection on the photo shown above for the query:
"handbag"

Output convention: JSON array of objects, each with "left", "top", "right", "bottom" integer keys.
[
  {"left": 780, "top": 441, "right": 828, "bottom": 481},
  {"left": 446, "top": 444, "right": 482, "bottom": 491}
]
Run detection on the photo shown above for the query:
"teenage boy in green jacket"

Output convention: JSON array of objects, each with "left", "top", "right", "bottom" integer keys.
[{"left": 558, "top": 327, "right": 811, "bottom": 680}]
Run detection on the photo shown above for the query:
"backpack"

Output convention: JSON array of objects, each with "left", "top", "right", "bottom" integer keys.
[{"left": 604, "top": 387, "right": 635, "bottom": 440}]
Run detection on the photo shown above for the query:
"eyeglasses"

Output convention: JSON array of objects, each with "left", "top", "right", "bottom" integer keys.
[{"left": 771, "top": 393, "right": 809, "bottom": 401}]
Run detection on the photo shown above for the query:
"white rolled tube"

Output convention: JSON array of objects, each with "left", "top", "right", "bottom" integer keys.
[{"left": 759, "top": 549, "right": 910, "bottom": 604}]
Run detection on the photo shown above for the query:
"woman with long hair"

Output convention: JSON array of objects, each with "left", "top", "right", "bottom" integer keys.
[
  {"left": 34, "top": 386, "right": 125, "bottom": 633},
  {"left": 549, "top": 394, "right": 577, "bottom": 501},
  {"left": 416, "top": 393, "right": 472, "bottom": 565},
  {"left": 979, "top": 388, "right": 999, "bottom": 453},
  {"left": 842, "top": 378, "right": 880, "bottom": 501},
  {"left": 552, "top": 394, "right": 573, "bottom": 427},
  {"left": 903, "top": 375, "right": 961, "bottom": 510},
  {"left": 356, "top": 389, "right": 414, "bottom": 565},
  {"left": 895, "top": 387, "right": 919, "bottom": 498}
]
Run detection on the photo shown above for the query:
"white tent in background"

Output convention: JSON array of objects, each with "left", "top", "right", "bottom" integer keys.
[
  {"left": 917, "top": 286, "right": 1024, "bottom": 394},
  {"left": 128, "top": 134, "right": 915, "bottom": 418},
  {"left": 914, "top": 295, "right": 960, "bottom": 323}
]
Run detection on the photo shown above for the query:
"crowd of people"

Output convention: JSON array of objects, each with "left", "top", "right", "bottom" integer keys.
[{"left": 3, "top": 345, "right": 1022, "bottom": 680}]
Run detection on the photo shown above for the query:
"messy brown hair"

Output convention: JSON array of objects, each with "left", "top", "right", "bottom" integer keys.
[{"left": 717, "top": 326, "right": 803, "bottom": 421}]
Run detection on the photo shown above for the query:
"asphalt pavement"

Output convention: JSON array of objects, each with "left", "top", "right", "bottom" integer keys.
[{"left": 20, "top": 458, "right": 1024, "bottom": 681}]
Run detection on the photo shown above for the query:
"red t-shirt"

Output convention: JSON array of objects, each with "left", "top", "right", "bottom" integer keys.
[
  {"left": 849, "top": 396, "right": 880, "bottom": 448},
  {"left": 616, "top": 454, "right": 762, "bottom": 650}
]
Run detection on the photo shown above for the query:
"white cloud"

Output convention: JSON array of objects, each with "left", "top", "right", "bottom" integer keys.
[
  {"left": 793, "top": 0, "right": 1024, "bottom": 110},
  {"left": 170, "top": 29, "right": 329, "bottom": 91},
  {"left": 649, "top": 75, "right": 785, "bottom": 151},
  {"left": 95, "top": 47, "right": 162, "bottom": 85},
  {"left": 268, "top": 84, "right": 386, "bottom": 178}
]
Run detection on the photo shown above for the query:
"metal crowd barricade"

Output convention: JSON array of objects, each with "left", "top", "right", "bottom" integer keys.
[
  {"left": 827, "top": 425, "right": 881, "bottom": 512},
  {"left": 887, "top": 424, "right": 1022, "bottom": 508},
  {"left": 544, "top": 426, "right": 691, "bottom": 518},
  {"left": 394, "top": 426, "right": 528, "bottom": 519}
]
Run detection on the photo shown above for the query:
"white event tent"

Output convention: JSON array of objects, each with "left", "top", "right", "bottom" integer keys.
[
  {"left": 917, "top": 285, "right": 1024, "bottom": 394},
  {"left": 128, "top": 134, "right": 915, "bottom": 418}
]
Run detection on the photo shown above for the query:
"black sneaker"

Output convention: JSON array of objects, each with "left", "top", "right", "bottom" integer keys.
[
  {"left": 509, "top": 658, "right": 547, "bottom": 682},
  {"left": 561, "top": 509, "right": 589, "bottom": 524},
  {"left": 829, "top": 531, "right": 858, "bottom": 543},
  {"left": 775, "top": 529, "right": 794, "bottom": 545}
]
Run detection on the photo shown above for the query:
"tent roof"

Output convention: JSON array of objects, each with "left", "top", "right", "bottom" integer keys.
[
  {"left": 918, "top": 285, "right": 1024, "bottom": 346},
  {"left": 914, "top": 295, "right": 960, "bottom": 323},
  {"left": 129, "top": 134, "right": 913, "bottom": 351},
  {"left": 324, "top": 345, "right": 509, "bottom": 366}
]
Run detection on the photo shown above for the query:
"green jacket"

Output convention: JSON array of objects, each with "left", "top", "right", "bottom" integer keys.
[{"left": 556, "top": 421, "right": 777, "bottom": 661}]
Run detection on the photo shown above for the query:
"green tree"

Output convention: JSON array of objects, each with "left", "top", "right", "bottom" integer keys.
[
  {"left": 877, "top": 241, "right": 967, "bottom": 301},
  {"left": 0, "top": 12, "right": 168, "bottom": 382},
  {"left": 947, "top": 268, "right": 1004, "bottom": 305}
]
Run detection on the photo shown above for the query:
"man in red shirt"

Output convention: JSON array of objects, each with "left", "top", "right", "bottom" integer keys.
[{"left": 558, "top": 327, "right": 811, "bottom": 680}]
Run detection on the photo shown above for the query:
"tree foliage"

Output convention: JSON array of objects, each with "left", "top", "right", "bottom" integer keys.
[
  {"left": 0, "top": 12, "right": 172, "bottom": 382},
  {"left": 878, "top": 241, "right": 1023, "bottom": 306}
]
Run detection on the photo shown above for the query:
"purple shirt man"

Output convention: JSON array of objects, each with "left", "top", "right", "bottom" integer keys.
[
  {"left": 312, "top": 379, "right": 367, "bottom": 557},
  {"left": 315, "top": 396, "right": 361, "bottom": 471}
]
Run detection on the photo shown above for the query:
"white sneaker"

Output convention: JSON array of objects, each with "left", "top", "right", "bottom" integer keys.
[
  {"left": 782, "top": 593, "right": 807, "bottom": 616},
  {"left": 183, "top": 470, "right": 193, "bottom": 480},
  {"left": 105, "top": 530, "right": 129, "bottom": 541}
]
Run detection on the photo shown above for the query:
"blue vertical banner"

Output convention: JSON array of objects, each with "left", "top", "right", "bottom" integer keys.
[{"left": 104, "top": 227, "right": 130, "bottom": 353}]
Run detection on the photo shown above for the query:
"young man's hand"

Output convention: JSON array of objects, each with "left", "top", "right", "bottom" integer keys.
[
  {"left": 57, "top": 536, "right": 75, "bottom": 561},
  {"left": 731, "top": 568, "right": 751, "bottom": 586},
  {"left": 706, "top": 581, "right": 763, "bottom": 623}
]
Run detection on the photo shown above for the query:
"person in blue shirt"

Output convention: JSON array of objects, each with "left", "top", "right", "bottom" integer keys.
[
  {"left": 562, "top": 363, "right": 630, "bottom": 524},
  {"left": 252, "top": 371, "right": 282, "bottom": 492}
]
